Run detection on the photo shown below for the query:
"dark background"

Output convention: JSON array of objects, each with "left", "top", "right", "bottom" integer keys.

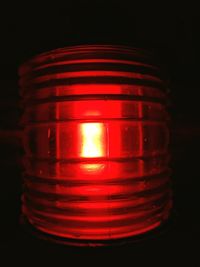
[{"left": 0, "top": 1, "right": 199, "bottom": 265}]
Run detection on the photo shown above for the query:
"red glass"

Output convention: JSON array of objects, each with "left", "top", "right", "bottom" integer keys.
[{"left": 19, "top": 45, "right": 172, "bottom": 245}]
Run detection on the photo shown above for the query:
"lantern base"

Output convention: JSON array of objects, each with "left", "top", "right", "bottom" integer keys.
[{"left": 20, "top": 212, "right": 173, "bottom": 247}]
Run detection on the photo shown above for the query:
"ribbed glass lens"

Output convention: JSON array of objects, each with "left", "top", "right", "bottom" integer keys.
[{"left": 19, "top": 45, "right": 172, "bottom": 245}]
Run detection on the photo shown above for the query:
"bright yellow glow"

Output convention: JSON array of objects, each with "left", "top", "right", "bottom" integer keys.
[
  {"left": 81, "top": 163, "right": 105, "bottom": 173},
  {"left": 81, "top": 123, "right": 105, "bottom": 158}
]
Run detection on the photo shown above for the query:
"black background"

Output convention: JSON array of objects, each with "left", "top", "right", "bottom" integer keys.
[{"left": 0, "top": 1, "right": 199, "bottom": 265}]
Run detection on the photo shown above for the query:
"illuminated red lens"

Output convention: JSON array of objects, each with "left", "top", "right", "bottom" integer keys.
[{"left": 19, "top": 45, "right": 172, "bottom": 245}]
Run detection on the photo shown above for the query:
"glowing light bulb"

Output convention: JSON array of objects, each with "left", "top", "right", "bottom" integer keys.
[{"left": 80, "top": 123, "right": 106, "bottom": 158}]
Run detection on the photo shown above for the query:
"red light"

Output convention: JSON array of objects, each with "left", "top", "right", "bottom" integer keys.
[{"left": 19, "top": 45, "right": 172, "bottom": 245}]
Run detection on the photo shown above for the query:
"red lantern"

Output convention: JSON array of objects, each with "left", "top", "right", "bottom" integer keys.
[{"left": 19, "top": 45, "right": 172, "bottom": 245}]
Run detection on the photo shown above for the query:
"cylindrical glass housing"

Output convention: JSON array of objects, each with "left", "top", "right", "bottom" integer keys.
[{"left": 19, "top": 45, "right": 172, "bottom": 246}]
